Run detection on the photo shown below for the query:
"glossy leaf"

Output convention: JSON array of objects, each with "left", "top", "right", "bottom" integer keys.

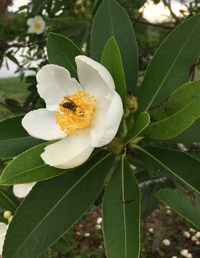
[
  {"left": 136, "top": 146, "right": 200, "bottom": 193},
  {"left": 137, "top": 13, "right": 200, "bottom": 113},
  {"left": 0, "top": 115, "right": 41, "bottom": 159},
  {"left": 144, "top": 80, "right": 200, "bottom": 140},
  {"left": 47, "top": 33, "right": 82, "bottom": 78},
  {"left": 0, "top": 143, "right": 68, "bottom": 185},
  {"left": 124, "top": 112, "right": 150, "bottom": 143},
  {"left": 91, "top": 0, "right": 138, "bottom": 93},
  {"left": 168, "top": 119, "right": 200, "bottom": 144},
  {"left": 103, "top": 156, "right": 140, "bottom": 258},
  {"left": 3, "top": 151, "right": 113, "bottom": 258},
  {"left": 101, "top": 37, "right": 127, "bottom": 104},
  {"left": 157, "top": 188, "right": 200, "bottom": 230}
]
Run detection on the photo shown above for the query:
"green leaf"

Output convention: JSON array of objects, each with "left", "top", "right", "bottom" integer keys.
[
  {"left": 124, "top": 112, "right": 150, "bottom": 143},
  {"left": 103, "top": 156, "right": 140, "bottom": 258},
  {"left": 168, "top": 119, "right": 200, "bottom": 144},
  {"left": 141, "top": 179, "right": 172, "bottom": 219},
  {"left": 136, "top": 146, "right": 200, "bottom": 193},
  {"left": 91, "top": 0, "right": 138, "bottom": 93},
  {"left": 47, "top": 33, "right": 82, "bottom": 79},
  {"left": 137, "top": 13, "right": 200, "bottom": 113},
  {"left": 0, "top": 115, "right": 41, "bottom": 159},
  {"left": 157, "top": 188, "right": 200, "bottom": 230},
  {"left": 0, "top": 143, "right": 69, "bottom": 185},
  {"left": 3, "top": 151, "right": 113, "bottom": 258},
  {"left": 101, "top": 37, "right": 127, "bottom": 104},
  {"left": 0, "top": 190, "right": 19, "bottom": 212},
  {"left": 144, "top": 80, "right": 200, "bottom": 140}
]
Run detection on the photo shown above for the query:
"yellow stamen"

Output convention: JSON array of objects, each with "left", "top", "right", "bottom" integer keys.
[
  {"left": 56, "top": 90, "right": 96, "bottom": 135},
  {"left": 33, "top": 21, "right": 42, "bottom": 30}
]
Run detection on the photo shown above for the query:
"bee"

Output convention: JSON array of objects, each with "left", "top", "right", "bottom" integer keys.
[{"left": 61, "top": 97, "right": 77, "bottom": 111}]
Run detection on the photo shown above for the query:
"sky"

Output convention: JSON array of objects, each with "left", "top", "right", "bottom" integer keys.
[{"left": 0, "top": 0, "right": 188, "bottom": 77}]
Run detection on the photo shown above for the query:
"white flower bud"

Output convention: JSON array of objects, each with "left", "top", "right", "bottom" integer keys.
[{"left": 3, "top": 210, "right": 12, "bottom": 220}]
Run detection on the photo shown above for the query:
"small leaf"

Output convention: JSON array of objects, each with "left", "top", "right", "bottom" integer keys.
[
  {"left": 137, "top": 13, "right": 200, "bottom": 113},
  {"left": 103, "top": 156, "right": 140, "bottom": 258},
  {"left": 157, "top": 188, "right": 200, "bottom": 230},
  {"left": 144, "top": 80, "right": 200, "bottom": 140},
  {"left": 101, "top": 37, "right": 127, "bottom": 104},
  {"left": 136, "top": 146, "right": 200, "bottom": 193},
  {"left": 3, "top": 151, "right": 114, "bottom": 258},
  {"left": 91, "top": 0, "right": 138, "bottom": 93},
  {"left": 0, "top": 115, "right": 41, "bottom": 159},
  {"left": 124, "top": 112, "right": 150, "bottom": 143},
  {"left": 0, "top": 143, "right": 68, "bottom": 185},
  {"left": 47, "top": 33, "right": 82, "bottom": 78}
]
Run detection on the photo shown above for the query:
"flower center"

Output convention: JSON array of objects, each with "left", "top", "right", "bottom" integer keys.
[
  {"left": 56, "top": 90, "right": 96, "bottom": 135},
  {"left": 33, "top": 21, "right": 42, "bottom": 30}
]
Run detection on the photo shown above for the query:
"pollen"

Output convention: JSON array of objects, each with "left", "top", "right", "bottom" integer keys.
[
  {"left": 56, "top": 90, "right": 96, "bottom": 135},
  {"left": 33, "top": 21, "right": 42, "bottom": 30}
]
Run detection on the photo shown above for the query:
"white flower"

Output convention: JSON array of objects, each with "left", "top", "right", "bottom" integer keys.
[
  {"left": 0, "top": 223, "right": 8, "bottom": 255},
  {"left": 13, "top": 183, "right": 36, "bottom": 198},
  {"left": 162, "top": 239, "right": 171, "bottom": 246},
  {"left": 27, "top": 16, "right": 46, "bottom": 34},
  {"left": 22, "top": 56, "right": 123, "bottom": 169}
]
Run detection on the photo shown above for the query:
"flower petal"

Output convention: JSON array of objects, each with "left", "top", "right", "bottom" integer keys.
[
  {"left": 75, "top": 55, "right": 115, "bottom": 101},
  {"left": 13, "top": 183, "right": 36, "bottom": 199},
  {"left": 0, "top": 223, "right": 8, "bottom": 255},
  {"left": 90, "top": 92, "right": 123, "bottom": 147},
  {"left": 41, "top": 131, "right": 94, "bottom": 169},
  {"left": 35, "top": 20, "right": 46, "bottom": 34},
  {"left": 36, "top": 64, "right": 81, "bottom": 111},
  {"left": 27, "top": 18, "right": 34, "bottom": 26},
  {"left": 22, "top": 108, "right": 66, "bottom": 141}
]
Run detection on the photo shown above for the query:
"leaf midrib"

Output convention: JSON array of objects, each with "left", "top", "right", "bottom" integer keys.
[
  {"left": 135, "top": 145, "right": 200, "bottom": 194},
  {"left": 0, "top": 136, "right": 31, "bottom": 142},
  {"left": 121, "top": 157, "right": 128, "bottom": 258}
]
